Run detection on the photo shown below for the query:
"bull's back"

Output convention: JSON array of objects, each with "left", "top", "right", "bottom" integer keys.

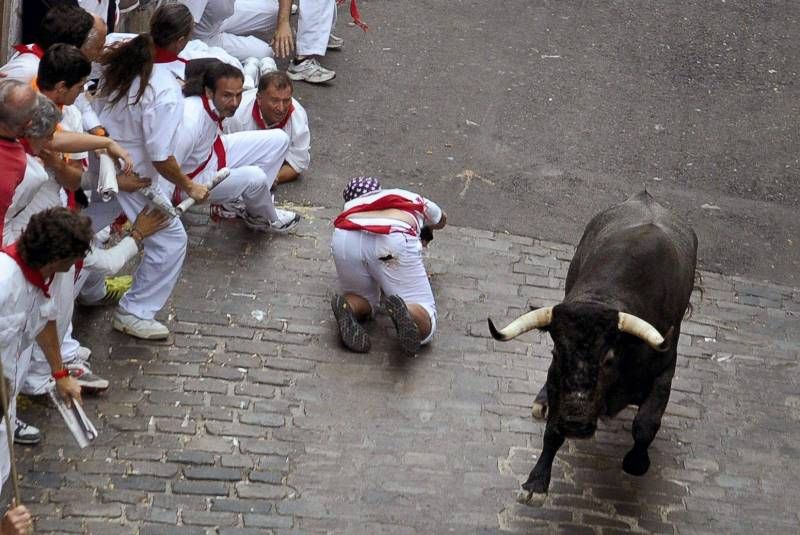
[{"left": 565, "top": 191, "right": 698, "bottom": 324}]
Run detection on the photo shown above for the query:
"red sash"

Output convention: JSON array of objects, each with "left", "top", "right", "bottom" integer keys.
[
  {"left": 252, "top": 99, "right": 294, "bottom": 130},
  {"left": 13, "top": 43, "right": 45, "bottom": 58},
  {"left": 173, "top": 96, "right": 227, "bottom": 204},
  {"left": 333, "top": 194, "right": 426, "bottom": 236},
  {"left": 154, "top": 47, "right": 188, "bottom": 64},
  {"left": 0, "top": 243, "right": 53, "bottom": 297},
  {"left": 336, "top": 0, "right": 368, "bottom": 31}
]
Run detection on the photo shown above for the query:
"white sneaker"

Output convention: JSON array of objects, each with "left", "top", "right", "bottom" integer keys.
[
  {"left": 242, "top": 209, "right": 301, "bottom": 233},
  {"left": 269, "top": 208, "right": 301, "bottom": 233},
  {"left": 242, "top": 57, "right": 261, "bottom": 86},
  {"left": 112, "top": 310, "right": 170, "bottom": 340},
  {"left": 211, "top": 199, "right": 246, "bottom": 219},
  {"left": 76, "top": 346, "right": 92, "bottom": 362},
  {"left": 287, "top": 58, "right": 335, "bottom": 84},
  {"left": 259, "top": 57, "right": 277, "bottom": 76},
  {"left": 327, "top": 33, "right": 344, "bottom": 50},
  {"left": 13, "top": 418, "right": 41, "bottom": 445},
  {"left": 66, "top": 361, "right": 110, "bottom": 392}
]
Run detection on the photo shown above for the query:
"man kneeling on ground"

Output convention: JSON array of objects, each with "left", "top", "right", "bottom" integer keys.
[{"left": 330, "top": 177, "right": 447, "bottom": 354}]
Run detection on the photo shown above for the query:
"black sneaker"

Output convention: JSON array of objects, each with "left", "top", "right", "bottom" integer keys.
[
  {"left": 14, "top": 418, "right": 41, "bottom": 445},
  {"left": 331, "top": 294, "right": 370, "bottom": 352},
  {"left": 383, "top": 294, "right": 421, "bottom": 355}
]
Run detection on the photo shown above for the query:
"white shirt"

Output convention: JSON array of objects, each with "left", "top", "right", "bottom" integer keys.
[
  {"left": 2, "top": 156, "right": 50, "bottom": 246},
  {"left": 0, "top": 254, "right": 57, "bottom": 382},
  {"left": 174, "top": 95, "right": 222, "bottom": 184},
  {"left": 226, "top": 89, "right": 311, "bottom": 173},
  {"left": 341, "top": 189, "right": 443, "bottom": 235},
  {"left": 94, "top": 63, "right": 185, "bottom": 187},
  {"left": 0, "top": 47, "right": 39, "bottom": 81},
  {"left": 186, "top": 0, "right": 236, "bottom": 39}
]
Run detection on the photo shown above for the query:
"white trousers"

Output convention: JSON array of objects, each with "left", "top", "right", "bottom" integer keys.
[
  {"left": 178, "top": 129, "right": 289, "bottom": 221},
  {"left": 220, "top": 0, "right": 280, "bottom": 38},
  {"left": 1, "top": 346, "right": 32, "bottom": 487},
  {"left": 331, "top": 229, "right": 437, "bottom": 344},
  {"left": 297, "top": 0, "right": 336, "bottom": 57},
  {"left": 22, "top": 270, "right": 77, "bottom": 395},
  {"left": 116, "top": 188, "right": 188, "bottom": 320},
  {"left": 202, "top": 31, "right": 273, "bottom": 61}
]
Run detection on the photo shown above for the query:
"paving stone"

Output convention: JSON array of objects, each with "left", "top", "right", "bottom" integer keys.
[
  {"left": 184, "top": 466, "right": 243, "bottom": 481},
  {"left": 63, "top": 502, "right": 124, "bottom": 518},
  {"left": 212, "top": 498, "right": 273, "bottom": 514},
  {"left": 182, "top": 510, "right": 238, "bottom": 526},
  {"left": 172, "top": 479, "right": 229, "bottom": 496}
]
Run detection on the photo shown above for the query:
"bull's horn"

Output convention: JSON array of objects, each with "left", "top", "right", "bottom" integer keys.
[
  {"left": 617, "top": 312, "right": 667, "bottom": 350},
  {"left": 488, "top": 307, "right": 553, "bottom": 341}
]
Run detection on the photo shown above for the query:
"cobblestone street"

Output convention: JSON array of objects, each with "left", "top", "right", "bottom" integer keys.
[{"left": 7, "top": 207, "right": 800, "bottom": 534}]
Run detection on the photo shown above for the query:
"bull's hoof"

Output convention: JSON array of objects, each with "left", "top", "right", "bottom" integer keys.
[
  {"left": 622, "top": 449, "right": 650, "bottom": 476},
  {"left": 521, "top": 476, "right": 549, "bottom": 495},
  {"left": 531, "top": 401, "right": 548, "bottom": 420},
  {"left": 515, "top": 488, "right": 546, "bottom": 505}
]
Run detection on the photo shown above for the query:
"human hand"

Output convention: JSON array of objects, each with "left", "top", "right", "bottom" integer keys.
[
  {"left": 117, "top": 171, "right": 151, "bottom": 193},
  {"left": 37, "top": 148, "right": 61, "bottom": 168},
  {"left": 55, "top": 375, "right": 82, "bottom": 406},
  {"left": 106, "top": 140, "right": 133, "bottom": 173},
  {"left": 1, "top": 502, "right": 32, "bottom": 535},
  {"left": 185, "top": 182, "right": 210, "bottom": 203},
  {"left": 420, "top": 226, "right": 434, "bottom": 247},
  {"left": 272, "top": 22, "right": 295, "bottom": 58},
  {"left": 132, "top": 207, "right": 170, "bottom": 239}
]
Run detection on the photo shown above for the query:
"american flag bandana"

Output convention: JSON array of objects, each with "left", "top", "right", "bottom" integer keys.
[{"left": 342, "top": 176, "right": 382, "bottom": 202}]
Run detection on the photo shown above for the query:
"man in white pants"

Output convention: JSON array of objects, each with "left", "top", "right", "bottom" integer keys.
[
  {"left": 94, "top": 3, "right": 210, "bottom": 340},
  {"left": 225, "top": 70, "right": 310, "bottom": 185},
  {"left": 330, "top": 177, "right": 447, "bottom": 354},
  {"left": 180, "top": 0, "right": 275, "bottom": 62},
  {"left": 176, "top": 60, "right": 300, "bottom": 232},
  {"left": 197, "top": 0, "right": 340, "bottom": 84},
  {"left": 0, "top": 207, "right": 85, "bottom": 492}
]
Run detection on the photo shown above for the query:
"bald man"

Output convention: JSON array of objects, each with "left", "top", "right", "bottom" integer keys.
[{"left": 0, "top": 80, "right": 37, "bottom": 240}]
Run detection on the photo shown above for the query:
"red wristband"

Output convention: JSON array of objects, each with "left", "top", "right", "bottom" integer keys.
[{"left": 52, "top": 369, "right": 70, "bottom": 380}]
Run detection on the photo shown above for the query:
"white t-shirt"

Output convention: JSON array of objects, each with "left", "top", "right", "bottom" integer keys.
[
  {"left": 225, "top": 89, "right": 311, "bottom": 173},
  {"left": 94, "top": 62, "right": 185, "bottom": 188},
  {"left": 2, "top": 155, "right": 50, "bottom": 246},
  {"left": 174, "top": 95, "right": 222, "bottom": 184},
  {"left": 339, "top": 189, "right": 443, "bottom": 236}
]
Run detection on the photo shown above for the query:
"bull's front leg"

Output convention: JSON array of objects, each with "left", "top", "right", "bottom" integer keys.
[
  {"left": 522, "top": 422, "right": 565, "bottom": 494},
  {"left": 623, "top": 369, "right": 674, "bottom": 476}
]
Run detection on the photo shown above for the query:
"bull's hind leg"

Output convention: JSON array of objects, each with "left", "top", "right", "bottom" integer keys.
[
  {"left": 623, "top": 371, "right": 673, "bottom": 476},
  {"left": 522, "top": 422, "right": 565, "bottom": 494}
]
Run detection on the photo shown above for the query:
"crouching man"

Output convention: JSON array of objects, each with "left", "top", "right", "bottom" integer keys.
[
  {"left": 0, "top": 207, "right": 87, "bottom": 492},
  {"left": 175, "top": 60, "right": 300, "bottom": 232},
  {"left": 330, "top": 177, "right": 447, "bottom": 354}
]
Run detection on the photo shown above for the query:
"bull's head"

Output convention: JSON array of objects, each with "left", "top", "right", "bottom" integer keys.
[{"left": 488, "top": 303, "right": 671, "bottom": 439}]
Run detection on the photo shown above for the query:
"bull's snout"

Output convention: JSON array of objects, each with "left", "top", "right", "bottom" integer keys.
[{"left": 558, "top": 391, "right": 598, "bottom": 438}]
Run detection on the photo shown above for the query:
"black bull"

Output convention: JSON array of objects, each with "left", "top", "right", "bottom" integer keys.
[{"left": 488, "top": 191, "right": 697, "bottom": 494}]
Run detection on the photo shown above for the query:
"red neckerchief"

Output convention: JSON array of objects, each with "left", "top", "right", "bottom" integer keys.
[
  {"left": 336, "top": 0, "right": 368, "bottom": 31},
  {"left": 333, "top": 193, "right": 426, "bottom": 236},
  {"left": 0, "top": 243, "right": 53, "bottom": 297},
  {"left": 202, "top": 94, "right": 224, "bottom": 130},
  {"left": 13, "top": 43, "right": 45, "bottom": 58},
  {"left": 153, "top": 47, "right": 188, "bottom": 64},
  {"left": 19, "top": 138, "right": 35, "bottom": 155},
  {"left": 251, "top": 99, "right": 295, "bottom": 130}
]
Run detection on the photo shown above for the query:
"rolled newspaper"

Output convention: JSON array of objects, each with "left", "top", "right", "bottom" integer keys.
[
  {"left": 47, "top": 386, "right": 99, "bottom": 449},
  {"left": 97, "top": 152, "right": 119, "bottom": 202},
  {"left": 140, "top": 185, "right": 178, "bottom": 218},
  {"left": 175, "top": 167, "right": 231, "bottom": 215}
]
